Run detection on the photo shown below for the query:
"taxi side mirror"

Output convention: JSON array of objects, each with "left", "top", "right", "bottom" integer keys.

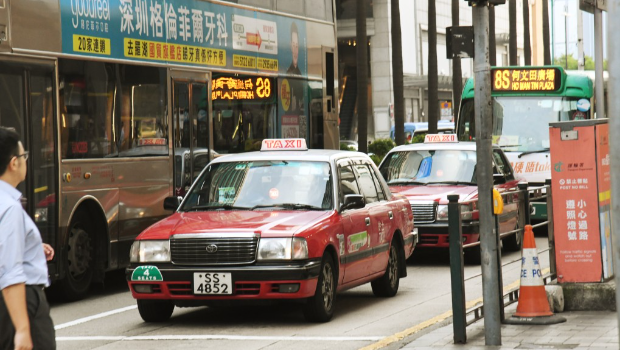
[
  {"left": 493, "top": 173, "right": 506, "bottom": 185},
  {"left": 341, "top": 194, "right": 365, "bottom": 211},
  {"left": 163, "top": 196, "right": 181, "bottom": 211}
]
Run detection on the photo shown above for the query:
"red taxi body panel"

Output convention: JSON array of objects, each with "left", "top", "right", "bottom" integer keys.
[
  {"left": 379, "top": 141, "right": 520, "bottom": 250},
  {"left": 126, "top": 148, "right": 416, "bottom": 320}
]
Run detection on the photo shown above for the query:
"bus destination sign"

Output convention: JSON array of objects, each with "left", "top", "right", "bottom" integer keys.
[
  {"left": 492, "top": 68, "right": 562, "bottom": 92},
  {"left": 212, "top": 76, "right": 273, "bottom": 100}
]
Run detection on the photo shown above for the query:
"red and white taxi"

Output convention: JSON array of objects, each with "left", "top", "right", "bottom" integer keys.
[
  {"left": 378, "top": 134, "right": 520, "bottom": 262},
  {"left": 126, "top": 139, "right": 417, "bottom": 322}
]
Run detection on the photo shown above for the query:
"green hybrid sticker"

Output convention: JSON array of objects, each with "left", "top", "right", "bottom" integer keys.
[{"left": 131, "top": 266, "right": 163, "bottom": 281}]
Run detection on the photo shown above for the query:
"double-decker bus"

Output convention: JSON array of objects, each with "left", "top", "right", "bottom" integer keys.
[
  {"left": 457, "top": 66, "right": 593, "bottom": 221},
  {"left": 0, "top": 0, "right": 338, "bottom": 300}
]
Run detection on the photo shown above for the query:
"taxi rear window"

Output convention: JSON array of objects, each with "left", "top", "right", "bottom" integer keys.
[{"left": 181, "top": 161, "right": 334, "bottom": 210}]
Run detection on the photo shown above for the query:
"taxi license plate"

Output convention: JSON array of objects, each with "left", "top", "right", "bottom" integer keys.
[{"left": 193, "top": 272, "right": 232, "bottom": 295}]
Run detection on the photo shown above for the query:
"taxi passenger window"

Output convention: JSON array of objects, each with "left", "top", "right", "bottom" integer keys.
[
  {"left": 369, "top": 166, "right": 387, "bottom": 201},
  {"left": 353, "top": 164, "right": 379, "bottom": 204},
  {"left": 338, "top": 165, "right": 361, "bottom": 205}
]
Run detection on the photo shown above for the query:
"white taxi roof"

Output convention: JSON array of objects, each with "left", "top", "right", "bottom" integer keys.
[
  {"left": 389, "top": 141, "right": 500, "bottom": 153},
  {"left": 208, "top": 149, "right": 369, "bottom": 164}
]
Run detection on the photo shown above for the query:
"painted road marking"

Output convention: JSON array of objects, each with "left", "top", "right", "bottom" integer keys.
[
  {"left": 54, "top": 269, "right": 549, "bottom": 348},
  {"left": 54, "top": 305, "right": 137, "bottom": 330},
  {"left": 57, "top": 335, "right": 383, "bottom": 342},
  {"left": 359, "top": 268, "right": 550, "bottom": 350}
]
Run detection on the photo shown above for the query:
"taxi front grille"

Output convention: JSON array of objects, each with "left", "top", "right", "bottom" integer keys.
[
  {"left": 171, "top": 237, "right": 258, "bottom": 265},
  {"left": 411, "top": 203, "right": 436, "bottom": 223}
]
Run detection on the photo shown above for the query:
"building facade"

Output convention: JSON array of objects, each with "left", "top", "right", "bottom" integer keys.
[{"left": 337, "top": 0, "right": 529, "bottom": 140}]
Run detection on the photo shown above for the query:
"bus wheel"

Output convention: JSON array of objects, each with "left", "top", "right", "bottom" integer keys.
[
  {"left": 371, "top": 239, "right": 401, "bottom": 297},
  {"left": 59, "top": 210, "right": 94, "bottom": 301},
  {"left": 137, "top": 300, "right": 174, "bottom": 322},
  {"left": 303, "top": 253, "right": 336, "bottom": 322}
]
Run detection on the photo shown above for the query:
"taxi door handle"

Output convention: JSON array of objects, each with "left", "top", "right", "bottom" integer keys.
[
  {"left": 365, "top": 217, "right": 371, "bottom": 226},
  {"left": 388, "top": 211, "right": 393, "bottom": 220}
]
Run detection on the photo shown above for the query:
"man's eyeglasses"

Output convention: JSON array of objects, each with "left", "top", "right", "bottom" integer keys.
[{"left": 15, "top": 151, "right": 29, "bottom": 161}]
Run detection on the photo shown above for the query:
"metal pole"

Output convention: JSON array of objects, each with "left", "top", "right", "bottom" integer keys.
[
  {"left": 551, "top": 0, "right": 555, "bottom": 62},
  {"left": 594, "top": 8, "right": 605, "bottom": 119},
  {"left": 545, "top": 179, "right": 557, "bottom": 279},
  {"left": 448, "top": 194, "right": 466, "bottom": 344},
  {"left": 564, "top": 4, "right": 567, "bottom": 69},
  {"left": 577, "top": 6, "right": 584, "bottom": 70},
  {"left": 473, "top": 3, "right": 501, "bottom": 346},
  {"left": 607, "top": 0, "right": 620, "bottom": 336}
]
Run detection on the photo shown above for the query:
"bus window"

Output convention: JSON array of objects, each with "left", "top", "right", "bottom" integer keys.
[
  {"left": 118, "top": 65, "right": 168, "bottom": 157},
  {"left": 212, "top": 74, "right": 276, "bottom": 154},
  {"left": 59, "top": 60, "right": 116, "bottom": 159}
]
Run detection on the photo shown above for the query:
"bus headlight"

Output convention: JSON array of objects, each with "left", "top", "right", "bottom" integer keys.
[
  {"left": 257, "top": 238, "right": 308, "bottom": 260},
  {"left": 130, "top": 240, "right": 170, "bottom": 263}
]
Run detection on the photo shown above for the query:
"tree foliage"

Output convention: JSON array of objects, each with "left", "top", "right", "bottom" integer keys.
[
  {"left": 553, "top": 55, "right": 608, "bottom": 71},
  {"left": 368, "top": 139, "right": 395, "bottom": 160}
]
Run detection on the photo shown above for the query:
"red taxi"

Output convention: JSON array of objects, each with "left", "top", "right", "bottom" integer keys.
[
  {"left": 378, "top": 134, "right": 521, "bottom": 262},
  {"left": 126, "top": 139, "right": 417, "bottom": 322}
]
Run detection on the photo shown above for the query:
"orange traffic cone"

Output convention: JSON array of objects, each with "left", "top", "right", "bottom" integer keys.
[{"left": 504, "top": 225, "right": 566, "bottom": 325}]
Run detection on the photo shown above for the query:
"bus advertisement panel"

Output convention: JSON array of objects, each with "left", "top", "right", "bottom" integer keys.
[{"left": 60, "top": 0, "right": 308, "bottom": 77}]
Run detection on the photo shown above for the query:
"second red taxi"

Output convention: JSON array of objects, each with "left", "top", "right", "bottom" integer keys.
[
  {"left": 378, "top": 134, "right": 521, "bottom": 263},
  {"left": 127, "top": 139, "right": 417, "bottom": 322}
]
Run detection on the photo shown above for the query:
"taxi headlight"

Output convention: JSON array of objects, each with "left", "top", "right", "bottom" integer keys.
[
  {"left": 257, "top": 238, "right": 308, "bottom": 260},
  {"left": 436, "top": 204, "right": 473, "bottom": 221},
  {"left": 130, "top": 240, "right": 170, "bottom": 263}
]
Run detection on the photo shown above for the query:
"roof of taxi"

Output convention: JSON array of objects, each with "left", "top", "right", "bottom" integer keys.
[
  {"left": 388, "top": 141, "right": 500, "bottom": 153},
  {"left": 209, "top": 149, "right": 370, "bottom": 164}
]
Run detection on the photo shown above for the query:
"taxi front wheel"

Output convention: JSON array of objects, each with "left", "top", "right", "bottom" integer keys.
[
  {"left": 371, "top": 241, "right": 401, "bottom": 297},
  {"left": 303, "top": 254, "right": 336, "bottom": 323},
  {"left": 137, "top": 299, "right": 175, "bottom": 322}
]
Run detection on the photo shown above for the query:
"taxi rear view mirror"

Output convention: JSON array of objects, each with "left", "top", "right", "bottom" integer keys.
[
  {"left": 164, "top": 196, "right": 181, "bottom": 211},
  {"left": 341, "top": 194, "right": 365, "bottom": 211}
]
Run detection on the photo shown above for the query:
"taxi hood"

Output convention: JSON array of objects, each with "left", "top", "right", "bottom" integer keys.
[
  {"left": 138, "top": 210, "right": 334, "bottom": 240},
  {"left": 389, "top": 184, "right": 477, "bottom": 203}
]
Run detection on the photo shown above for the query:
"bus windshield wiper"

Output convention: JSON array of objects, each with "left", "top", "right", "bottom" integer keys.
[
  {"left": 186, "top": 204, "right": 250, "bottom": 211},
  {"left": 518, "top": 148, "right": 550, "bottom": 158},
  {"left": 250, "top": 203, "right": 324, "bottom": 211}
]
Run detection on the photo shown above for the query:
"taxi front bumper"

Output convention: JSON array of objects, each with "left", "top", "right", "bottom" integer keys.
[
  {"left": 415, "top": 221, "right": 480, "bottom": 248},
  {"left": 126, "top": 259, "right": 321, "bottom": 302}
]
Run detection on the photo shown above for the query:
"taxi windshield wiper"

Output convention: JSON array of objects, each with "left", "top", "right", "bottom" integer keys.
[
  {"left": 428, "top": 181, "right": 476, "bottom": 186},
  {"left": 185, "top": 204, "right": 250, "bottom": 211},
  {"left": 518, "top": 148, "right": 550, "bottom": 158},
  {"left": 388, "top": 180, "right": 428, "bottom": 185},
  {"left": 250, "top": 203, "right": 325, "bottom": 211}
]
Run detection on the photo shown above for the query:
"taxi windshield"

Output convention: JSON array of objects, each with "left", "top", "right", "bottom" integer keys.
[
  {"left": 380, "top": 150, "right": 477, "bottom": 185},
  {"left": 181, "top": 160, "right": 333, "bottom": 211}
]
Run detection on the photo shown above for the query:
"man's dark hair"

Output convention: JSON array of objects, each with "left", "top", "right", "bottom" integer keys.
[
  {"left": 0, "top": 127, "right": 20, "bottom": 176},
  {"left": 291, "top": 22, "right": 298, "bottom": 39}
]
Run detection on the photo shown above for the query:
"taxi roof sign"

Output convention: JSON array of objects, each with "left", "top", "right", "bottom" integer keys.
[
  {"left": 424, "top": 134, "right": 458, "bottom": 143},
  {"left": 261, "top": 138, "right": 308, "bottom": 151}
]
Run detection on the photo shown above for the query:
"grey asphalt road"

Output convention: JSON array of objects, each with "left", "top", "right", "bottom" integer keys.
[{"left": 49, "top": 237, "right": 551, "bottom": 350}]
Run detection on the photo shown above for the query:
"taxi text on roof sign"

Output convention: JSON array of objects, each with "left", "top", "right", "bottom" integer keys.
[
  {"left": 424, "top": 134, "right": 458, "bottom": 143},
  {"left": 261, "top": 138, "right": 308, "bottom": 151},
  {"left": 491, "top": 67, "right": 562, "bottom": 92}
]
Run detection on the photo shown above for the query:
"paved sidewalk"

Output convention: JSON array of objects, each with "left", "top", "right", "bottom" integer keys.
[{"left": 401, "top": 305, "right": 618, "bottom": 349}]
